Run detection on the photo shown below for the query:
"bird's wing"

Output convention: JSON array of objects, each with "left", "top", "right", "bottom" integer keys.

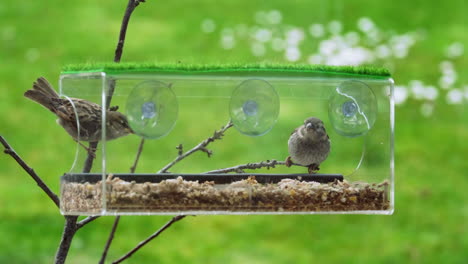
[{"left": 54, "top": 98, "right": 76, "bottom": 121}]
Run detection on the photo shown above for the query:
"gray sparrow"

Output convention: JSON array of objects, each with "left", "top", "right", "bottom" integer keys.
[
  {"left": 286, "top": 117, "right": 330, "bottom": 173},
  {"left": 24, "top": 77, "right": 133, "bottom": 142}
]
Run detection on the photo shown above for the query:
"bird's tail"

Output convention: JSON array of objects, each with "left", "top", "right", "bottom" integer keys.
[{"left": 24, "top": 77, "right": 60, "bottom": 112}]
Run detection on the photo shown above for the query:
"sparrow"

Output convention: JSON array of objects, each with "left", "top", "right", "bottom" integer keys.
[
  {"left": 286, "top": 117, "right": 330, "bottom": 174},
  {"left": 24, "top": 77, "right": 133, "bottom": 142}
]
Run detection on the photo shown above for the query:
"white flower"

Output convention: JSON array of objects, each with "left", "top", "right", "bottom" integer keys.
[
  {"left": 328, "top": 20, "right": 342, "bottom": 35},
  {"left": 267, "top": 10, "right": 282, "bottom": 24},
  {"left": 357, "top": 17, "right": 375, "bottom": 32},
  {"left": 424, "top": 86, "right": 439, "bottom": 101},
  {"left": 309, "top": 24, "right": 325, "bottom": 38},
  {"left": 286, "top": 28, "right": 305, "bottom": 46},
  {"left": 251, "top": 43, "right": 266, "bottom": 57},
  {"left": 420, "top": 103, "right": 434, "bottom": 117},
  {"left": 446, "top": 42, "right": 464, "bottom": 58},
  {"left": 254, "top": 28, "right": 272, "bottom": 43},
  {"left": 446, "top": 89, "right": 463, "bottom": 104},
  {"left": 394, "top": 85, "right": 408, "bottom": 105},
  {"left": 285, "top": 46, "right": 301, "bottom": 62},
  {"left": 201, "top": 19, "right": 216, "bottom": 33}
]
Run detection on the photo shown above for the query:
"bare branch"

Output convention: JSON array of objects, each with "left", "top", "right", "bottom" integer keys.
[
  {"left": 82, "top": 141, "right": 98, "bottom": 174},
  {"left": 76, "top": 216, "right": 100, "bottom": 230},
  {"left": 107, "top": 121, "right": 232, "bottom": 262},
  {"left": 130, "top": 139, "right": 145, "bottom": 173},
  {"left": 55, "top": 216, "right": 79, "bottom": 264},
  {"left": 203, "top": 159, "right": 308, "bottom": 174},
  {"left": 114, "top": 0, "right": 140, "bottom": 63},
  {"left": 158, "top": 120, "right": 233, "bottom": 173},
  {"left": 0, "top": 135, "right": 60, "bottom": 208},
  {"left": 95, "top": 1, "right": 146, "bottom": 262},
  {"left": 99, "top": 138, "right": 145, "bottom": 263},
  {"left": 56, "top": 0, "right": 144, "bottom": 262},
  {"left": 106, "top": 0, "right": 144, "bottom": 108},
  {"left": 99, "top": 216, "right": 121, "bottom": 264},
  {"left": 176, "top": 144, "right": 183, "bottom": 156},
  {"left": 112, "top": 215, "right": 186, "bottom": 264}
]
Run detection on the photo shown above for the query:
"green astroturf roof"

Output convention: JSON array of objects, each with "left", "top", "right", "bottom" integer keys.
[{"left": 62, "top": 62, "right": 391, "bottom": 78}]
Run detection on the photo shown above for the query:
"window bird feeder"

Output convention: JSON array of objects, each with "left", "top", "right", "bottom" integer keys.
[{"left": 59, "top": 63, "right": 394, "bottom": 215}]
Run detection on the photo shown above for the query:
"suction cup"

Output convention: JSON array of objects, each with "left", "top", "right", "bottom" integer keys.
[
  {"left": 126, "top": 81, "right": 178, "bottom": 139},
  {"left": 328, "top": 80, "right": 377, "bottom": 137},
  {"left": 229, "top": 79, "right": 280, "bottom": 136}
]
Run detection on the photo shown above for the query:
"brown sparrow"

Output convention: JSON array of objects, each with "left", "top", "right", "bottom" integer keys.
[
  {"left": 24, "top": 77, "right": 133, "bottom": 142},
  {"left": 286, "top": 117, "right": 330, "bottom": 173}
]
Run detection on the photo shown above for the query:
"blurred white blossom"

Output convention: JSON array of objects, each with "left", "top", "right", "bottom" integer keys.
[
  {"left": 285, "top": 46, "right": 301, "bottom": 62},
  {"left": 424, "top": 86, "right": 438, "bottom": 101},
  {"left": 344, "top": 32, "right": 360, "bottom": 46},
  {"left": 254, "top": 28, "right": 272, "bottom": 43},
  {"left": 205, "top": 11, "right": 467, "bottom": 112},
  {"left": 286, "top": 28, "right": 305, "bottom": 46},
  {"left": 394, "top": 85, "right": 409, "bottom": 105},
  {"left": 446, "top": 89, "right": 464, "bottom": 104},
  {"left": 357, "top": 17, "right": 375, "bottom": 33},
  {"left": 446, "top": 42, "right": 464, "bottom": 58},
  {"left": 221, "top": 28, "right": 235, "bottom": 49},
  {"left": 271, "top": 38, "right": 285, "bottom": 51},
  {"left": 464, "top": 86, "right": 468, "bottom": 101},
  {"left": 251, "top": 42, "right": 266, "bottom": 57},
  {"left": 328, "top": 20, "right": 342, "bottom": 35},
  {"left": 420, "top": 102, "right": 434, "bottom": 117},
  {"left": 201, "top": 19, "right": 216, "bottom": 33},
  {"left": 267, "top": 10, "right": 282, "bottom": 24},
  {"left": 309, "top": 24, "right": 325, "bottom": 38}
]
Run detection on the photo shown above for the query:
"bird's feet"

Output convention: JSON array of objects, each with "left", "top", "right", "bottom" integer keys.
[
  {"left": 308, "top": 163, "right": 320, "bottom": 174},
  {"left": 285, "top": 156, "right": 293, "bottom": 167},
  {"left": 76, "top": 141, "right": 97, "bottom": 158}
]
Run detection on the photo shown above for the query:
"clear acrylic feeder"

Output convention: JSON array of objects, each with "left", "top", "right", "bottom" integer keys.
[{"left": 59, "top": 63, "right": 394, "bottom": 215}]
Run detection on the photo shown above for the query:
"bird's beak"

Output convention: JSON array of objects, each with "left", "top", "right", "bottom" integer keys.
[
  {"left": 126, "top": 126, "right": 135, "bottom": 134},
  {"left": 305, "top": 123, "right": 312, "bottom": 129}
]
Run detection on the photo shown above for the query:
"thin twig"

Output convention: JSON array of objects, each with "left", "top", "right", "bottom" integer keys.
[
  {"left": 0, "top": 135, "right": 60, "bottom": 208},
  {"left": 99, "top": 216, "right": 121, "bottom": 264},
  {"left": 82, "top": 141, "right": 98, "bottom": 173},
  {"left": 203, "top": 160, "right": 308, "bottom": 174},
  {"left": 56, "top": 0, "right": 144, "bottom": 262},
  {"left": 109, "top": 121, "right": 233, "bottom": 262},
  {"left": 158, "top": 120, "right": 234, "bottom": 173},
  {"left": 97, "top": 1, "right": 145, "bottom": 263},
  {"left": 114, "top": 0, "right": 142, "bottom": 63},
  {"left": 76, "top": 216, "right": 100, "bottom": 230},
  {"left": 99, "top": 138, "right": 146, "bottom": 263},
  {"left": 112, "top": 215, "right": 186, "bottom": 264},
  {"left": 55, "top": 216, "right": 79, "bottom": 264},
  {"left": 106, "top": 0, "right": 142, "bottom": 108},
  {"left": 56, "top": 141, "right": 97, "bottom": 264},
  {"left": 130, "top": 139, "right": 145, "bottom": 173}
]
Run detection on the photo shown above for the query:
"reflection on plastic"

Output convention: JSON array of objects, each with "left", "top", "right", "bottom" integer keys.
[
  {"left": 229, "top": 79, "right": 280, "bottom": 136},
  {"left": 328, "top": 80, "right": 377, "bottom": 137},
  {"left": 126, "top": 81, "right": 178, "bottom": 139}
]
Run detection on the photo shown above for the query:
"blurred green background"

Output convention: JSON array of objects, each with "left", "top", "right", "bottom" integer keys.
[{"left": 1, "top": 0, "right": 467, "bottom": 263}]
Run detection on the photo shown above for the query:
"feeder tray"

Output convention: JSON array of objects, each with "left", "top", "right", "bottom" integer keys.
[{"left": 59, "top": 63, "right": 394, "bottom": 215}]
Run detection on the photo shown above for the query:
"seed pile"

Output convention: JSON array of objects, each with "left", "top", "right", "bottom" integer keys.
[{"left": 61, "top": 175, "right": 390, "bottom": 214}]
